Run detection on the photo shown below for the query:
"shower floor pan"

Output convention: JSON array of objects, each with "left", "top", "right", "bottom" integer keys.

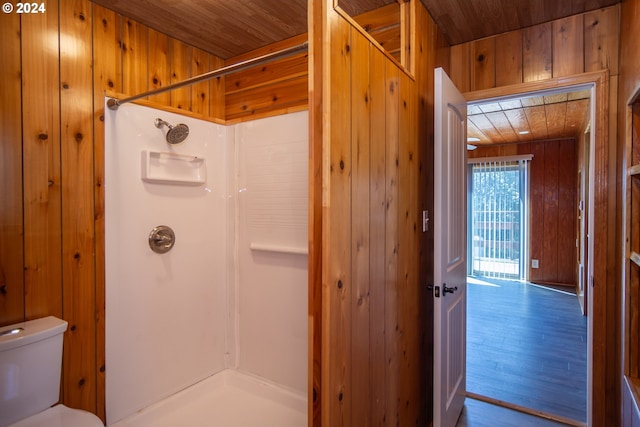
[{"left": 109, "top": 369, "right": 307, "bottom": 427}]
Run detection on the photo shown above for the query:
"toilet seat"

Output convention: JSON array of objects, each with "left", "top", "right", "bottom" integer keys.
[{"left": 8, "top": 404, "right": 103, "bottom": 427}]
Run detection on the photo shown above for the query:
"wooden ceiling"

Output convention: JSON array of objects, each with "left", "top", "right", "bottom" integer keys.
[
  {"left": 467, "top": 90, "right": 591, "bottom": 146},
  {"left": 90, "top": 0, "right": 309, "bottom": 59},
  {"left": 421, "top": 0, "right": 620, "bottom": 45},
  {"left": 91, "top": 0, "right": 620, "bottom": 58}
]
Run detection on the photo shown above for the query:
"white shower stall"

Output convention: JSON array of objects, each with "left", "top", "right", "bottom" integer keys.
[{"left": 104, "top": 102, "right": 308, "bottom": 426}]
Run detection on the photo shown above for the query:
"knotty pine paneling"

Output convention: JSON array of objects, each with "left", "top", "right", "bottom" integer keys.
[
  {"left": 224, "top": 34, "right": 309, "bottom": 122},
  {"left": 523, "top": 22, "right": 553, "bottom": 82},
  {"left": 383, "top": 60, "right": 401, "bottom": 427},
  {"left": 2, "top": 1, "right": 229, "bottom": 422},
  {"left": 91, "top": 6, "right": 121, "bottom": 418},
  {"left": 169, "top": 39, "right": 192, "bottom": 109},
  {"left": 311, "top": 1, "right": 446, "bottom": 426},
  {"left": 552, "top": 14, "right": 585, "bottom": 78},
  {"left": 469, "top": 140, "right": 577, "bottom": 286},
  {"left": 147, "top": 29, "right": 170, "bottom": 105},
  {"left": 350, "top": 27, "right": 371, "bottom": 426},
  {"left": 470, "top": 37, "right": 496, "bottom": 91},
  {"left": 369, "top": 46, "right": 387, "bottom": 427},
  {"left": 451, "top": 5, "right": 619, "bottom": 89},
  {"left": 60, "top": 0, "right": 97, "bottom": 411},
  {"left": 495, "top": 31, "right": 523, "bottom": 87},
  {"left": 21, "top": 0, "right": 63, "bottom": 321},
  {"left": 0, "top": 10, "right": 23, "bottom": 325}
]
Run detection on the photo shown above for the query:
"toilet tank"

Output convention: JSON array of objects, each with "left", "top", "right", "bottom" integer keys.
[{"left": 0, "top": 316, "right": 68, "bottom": 427}]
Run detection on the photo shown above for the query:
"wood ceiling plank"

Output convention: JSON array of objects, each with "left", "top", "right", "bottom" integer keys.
[
  {"left": 545, "top": 102, "right": 569, "bottom": 139},
  {"left": 485, "top": 111, "right": 520, "bottom": 143},
  {"left": 420, "top": 0, "right": 619, "bottom": 45},
  {"left": 467, "top": 119, "right": 491, "bottom": 145},
  {"left": 544, "top": 93, "right": 569, "bottom": 104},
  {"left": 503, "top": 108, "right": 535, "bottom": 142},
  {"left": 565, "top": 98, "right": 590, "bottom": 137},
  {"left": 469, "top": 114, "right": 505, "bottom": 144},
  {"left": 521, "top": 96, "right": 544, "bottom": 107},
  {"left": 499, "top": 99, "right": 523, "bottom": 110},
  {"left": 91, "top": 0, "right": 308, "bottom": 59},
  {"left": 523, "top": 105, "right": 549, "bottom": 140}
]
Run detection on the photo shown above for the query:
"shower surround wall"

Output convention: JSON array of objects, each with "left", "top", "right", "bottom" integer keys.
[{"left": 105, "top": 103, "right": 308, "bottom": 425}]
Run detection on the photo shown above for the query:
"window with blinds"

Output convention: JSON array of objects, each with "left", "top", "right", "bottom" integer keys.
[{"left": 468, "top": 155, "right": 532, "bottom": 280}]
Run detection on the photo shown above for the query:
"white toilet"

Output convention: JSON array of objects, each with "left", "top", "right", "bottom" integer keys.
[{"left": 0, "top": 316, "right": 104, "bottom": 427}]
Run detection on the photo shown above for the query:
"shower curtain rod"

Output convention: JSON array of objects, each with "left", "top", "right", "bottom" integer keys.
[{"left": 107, "top": 41, "right": 308, "bottom": 110}]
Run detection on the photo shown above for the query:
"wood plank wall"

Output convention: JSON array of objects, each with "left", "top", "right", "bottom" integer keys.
[
  {"left": 224, "top": 34, "right": 309, "bottom": 122},
  {"left": 468, "top": 140, "right": 578, "bottom": 286},
  {"left": 310, "top": 0, "right": 448, "bottom": 426},
  {"left": 619, "top": 0, "right": 640, "bottom": 424},
  {"left": 450, "top": 5, "right": 620, "bottom": 426}
]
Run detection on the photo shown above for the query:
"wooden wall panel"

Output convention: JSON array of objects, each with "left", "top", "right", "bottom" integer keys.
[
  {"left": 323, "top": 11, "right": 352, "bottom": 426},
  {"left": 59, "top": 0, "right": 96, "bottom": 411},
  {"left": 523, "top": 22, "right": 553, "bottom": 82},
  {"left": 92, "top": 6, "right": 121, "bottom": 419},
  {"left": 21, "top": 0, "right": 63, "bottom": 320},
  {"left": 122, "top": 19, "right": 148, "bottom": 98},
  {"left": 470, "top": 37, "right": 496, "bottom": 91},
  {"left": 169, "top": 39, "right": 192, "bottom": 109},
  {"left": 0, "top": 10, "right": 24, "bottom": 325},
  {"left": 552, "top": 14, "right": 585, "bottom": 78},
  {"left": 383, "top": 60, "right": 400, "bottom": 427},
  {"left": 350, "top": 28, "right": 371, "bottom": 425},
  {"left": 314, "top": 2, "right": 445, "bottom": 426},
  {"left": 225, "top": 34, "right": 309, "bottom": 122},
  {"left": 557, "top": 140, "right": 577, "bottom": 285},
  {"left": 584, "top": 6, "right": 619, "bottom": 74},
  {"left": 495, "top": 31, "right": 523, "bottom": 87},
  {"left": 450, "top": 43, "right": 470, "bottom": 92},
  {"left": 191, "top": 48, "right": 212, "bottom": 116},
  {"left": 541, "top": 141, "right": 560, "bottom": 282},
  {"left": 369, "top": 46, "right": 387, "bottom": 427},
  {"left": 452, "top": 5, "right": 619, "bottom": 89},
  {"left": 147, "top": 29, "right": 170, "bottom": 105}
]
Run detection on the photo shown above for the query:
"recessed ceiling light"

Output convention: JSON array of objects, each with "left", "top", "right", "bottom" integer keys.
[
  {"left": 518, "top": 130, "right": 530, "bottom": 135},
  {"left": 467, "top": 137, "right": 480, "bottom": 142}
]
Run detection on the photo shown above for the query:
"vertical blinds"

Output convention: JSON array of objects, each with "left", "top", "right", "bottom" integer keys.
[{"left": 468, "top": 155, "right": 531, "bottom": 280}]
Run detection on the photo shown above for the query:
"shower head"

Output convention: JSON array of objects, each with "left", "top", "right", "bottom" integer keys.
[{"left": 155, "top": 118, "right": 189, "bottom": 144}]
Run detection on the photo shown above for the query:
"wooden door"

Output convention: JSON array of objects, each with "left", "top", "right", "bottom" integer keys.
[{"left": 433, "top": 67, "right": 468, "bottom": 427}]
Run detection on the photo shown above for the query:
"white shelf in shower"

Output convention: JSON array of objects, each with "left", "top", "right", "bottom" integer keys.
[{"left": 141, "top": 150, "right": 206, "bottom": 185}]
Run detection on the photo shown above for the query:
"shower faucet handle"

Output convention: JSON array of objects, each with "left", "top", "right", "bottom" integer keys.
[{"left": 149, "top": 225, "right": 175, "bottom": 254}]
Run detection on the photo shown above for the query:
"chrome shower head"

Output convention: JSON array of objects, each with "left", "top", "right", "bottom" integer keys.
[{"left": 154, "top": 118, "right": 189, "bottom": 144}]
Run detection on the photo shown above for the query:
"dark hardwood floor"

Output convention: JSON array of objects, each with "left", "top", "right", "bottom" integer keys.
[
  {"left": 456, "top": 397, "right": 575, "bottom": 427},
  {"left": 465, "top": 276, "right": 587, "bottom": 424}
]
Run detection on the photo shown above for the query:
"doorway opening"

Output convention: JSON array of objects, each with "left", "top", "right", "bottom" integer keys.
[{"left": 464, "top": 83, "right": 594, "bottom": 426}]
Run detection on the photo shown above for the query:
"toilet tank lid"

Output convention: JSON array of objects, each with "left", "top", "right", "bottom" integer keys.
[{"left": 0, "top": 316, "right": 68, "bottom": 352}]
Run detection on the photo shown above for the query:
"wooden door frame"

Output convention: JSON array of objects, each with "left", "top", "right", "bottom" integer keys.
[{"left": 463, "top": 70, "right": 613, "bottom": 427}]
